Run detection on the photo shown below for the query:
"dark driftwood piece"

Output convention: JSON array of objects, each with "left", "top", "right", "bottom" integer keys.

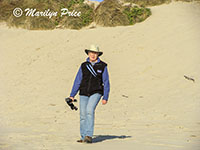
[{"left": 184, "top": 75, "right": 195, "bottom": 82}]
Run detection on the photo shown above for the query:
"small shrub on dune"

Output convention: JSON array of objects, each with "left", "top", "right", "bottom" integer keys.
[
  {"left": 94, "top": 0, "right": 130, "bottom": 26},
  {"left": 123, "top": 6, "right": 151, "bottom": 25},
  {"left": 123, "top": 0, "right": 171, "bottom": 7}
]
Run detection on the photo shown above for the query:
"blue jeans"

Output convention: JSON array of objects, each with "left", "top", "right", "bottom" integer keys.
[{"left": 79, "top": 93, "right": 102, "bottom": 140}]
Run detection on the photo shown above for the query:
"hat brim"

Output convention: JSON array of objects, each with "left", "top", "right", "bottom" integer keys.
[{"left": 85, "top": 49, "right": 103, "bottom": 56}]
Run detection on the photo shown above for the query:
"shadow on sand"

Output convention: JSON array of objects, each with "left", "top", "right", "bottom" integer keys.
[{"left": 92, "top": 135, "right": 132, "bottom": 143}]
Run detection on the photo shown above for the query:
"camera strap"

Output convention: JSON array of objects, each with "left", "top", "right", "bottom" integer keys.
[{"left": 86, "top": 64, "right": 97, "bottom": 78}]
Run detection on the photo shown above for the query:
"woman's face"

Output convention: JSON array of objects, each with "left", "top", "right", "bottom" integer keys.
[{"left": 88, "top": 51, "right": 99, "bottom": 62}]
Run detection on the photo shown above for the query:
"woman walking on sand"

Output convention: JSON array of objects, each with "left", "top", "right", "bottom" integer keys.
[{"left": 69, "top": 44, "right": 110, "bottom": 143}]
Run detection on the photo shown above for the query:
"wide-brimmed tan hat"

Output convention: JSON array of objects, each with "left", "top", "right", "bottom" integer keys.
[{"left": 85, "top": 44, "right": 103, "bottom": 56}]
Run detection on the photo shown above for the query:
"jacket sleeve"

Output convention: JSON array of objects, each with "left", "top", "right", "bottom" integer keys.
[
  {"left": 70, "top": 66, "right": 82, "bottom": 98},
  {"left": 102, "top": 66, "right": 110, "bottom": 101}
]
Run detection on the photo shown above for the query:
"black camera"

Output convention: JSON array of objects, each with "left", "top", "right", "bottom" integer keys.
[{"left": 65, "top": 97, "right": 78, "bottom": 111}]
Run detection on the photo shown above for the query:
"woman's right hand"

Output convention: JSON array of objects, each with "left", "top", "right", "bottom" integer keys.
[{"left": 69, "top": 97, "right": 74, "bottom": 101}]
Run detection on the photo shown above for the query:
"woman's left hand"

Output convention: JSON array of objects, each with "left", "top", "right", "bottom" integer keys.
[{"left": 102, "top": 100, "right": 107, "bottom": 105}]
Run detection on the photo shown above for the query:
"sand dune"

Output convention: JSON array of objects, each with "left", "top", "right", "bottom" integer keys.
[{"left": 0, "top": 1, "right": 200, "bottom": 150}]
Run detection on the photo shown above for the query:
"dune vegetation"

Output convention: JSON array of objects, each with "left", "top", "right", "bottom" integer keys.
[
  {"left": 123, "top": 0, "right": 200, "bottom": 6},
  {"left": 0, "top": 0, "right": 93, "bottom": 30},
  {"left": 0, "top": 0, "right": 153, "bottom": 29},
  {"left": 94, "top": 0, "right": 151, "bottom": 27},
  {"left": 0, "top": 0, "right": 198, "bottom": 30}
]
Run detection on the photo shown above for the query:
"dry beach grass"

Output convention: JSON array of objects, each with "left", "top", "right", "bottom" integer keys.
[{"left": 0, "top": 0, "right": 151, "bottom": 29}]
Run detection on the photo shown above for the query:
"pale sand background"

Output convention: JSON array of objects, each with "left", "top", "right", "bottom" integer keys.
[{"left": 0, "top": 1, "right": 200, "bottom": 150}]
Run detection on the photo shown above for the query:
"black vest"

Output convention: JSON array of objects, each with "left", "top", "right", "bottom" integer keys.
[{"left": 79, "top": 60, "right": 107, "bottom": 96}]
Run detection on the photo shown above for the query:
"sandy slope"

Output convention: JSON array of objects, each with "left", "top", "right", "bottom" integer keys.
[{"left": 0, "top": 1, "right": 200, "bottom": 150}]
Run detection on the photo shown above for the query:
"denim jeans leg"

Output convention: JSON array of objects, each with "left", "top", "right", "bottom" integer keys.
[
  {"left": 79, "top": 95, "right": 89, "bottom": 140},
  {"left": 85, "top": 93, "right": 102, "bottom": 137}
]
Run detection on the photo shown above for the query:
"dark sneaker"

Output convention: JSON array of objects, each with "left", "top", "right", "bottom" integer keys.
[
  {"left": 77, "top": 139, "right": 84, "bottom": 143},
  {"left": 84, "top": 136, "right": 92, "bottom": 143}
]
